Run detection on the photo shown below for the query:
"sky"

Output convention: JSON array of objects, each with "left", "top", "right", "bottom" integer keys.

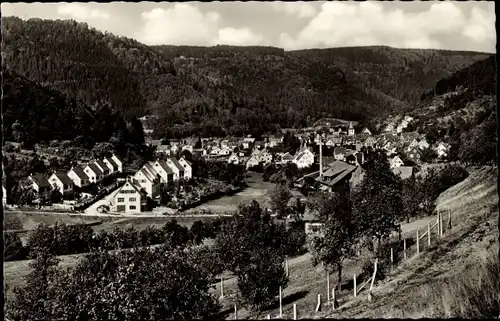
[{"left": 1, "top": 1, "right": 496, "bottom": 53}]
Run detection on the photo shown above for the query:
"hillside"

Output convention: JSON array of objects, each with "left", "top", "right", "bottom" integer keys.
[
  {"left": 2, "top": 17, "right": 492, "bottom": 139},
  {"left": 289, "top": 46, "right": 491, "bottom": 106}
]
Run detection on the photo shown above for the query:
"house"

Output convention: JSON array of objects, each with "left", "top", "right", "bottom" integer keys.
[
  {"left": 392, "top": 166, "right": 414, "bottom": 180},
  {"left": 407, "top": 139, "right": 420, "bottom": 152},
  {"left": 407, "top": 146, "right": 421, "bottom": 163},
  {"left": 281, "top": 152, "right": 294, "bottom": 164},
  {"left": 333, "top": 147, "right": 346, "bottom": 161},
  {"left": 29, "top": 174, "right": 51, "bottom": 202},
  {"left": 166, "top": 158, "right": 185, "bottom": 181},
  {"left": 348, "top": 122, "right": 355, "bottom": 136},
  {"left": 384, "top": 123, "right": 395, "bottom": 133},
  {"left": 2, "top": 185, "right": 7, "bottom": 206},
  {"left": 68, "top": 166, "right": 91, "bottom": 188},
  {"left": 418, "top": 139, "right": 430, "bottom": 150},
  {"left": 218, "top": 147, "right": 231, "bottom": 156},
  {"left": 242, "top": 137, "right": 256, "bottom": 149},
  {"left": 246, "top": 156, "right": 260, "bottom": 169},
  {"left": 84, "top": 164, "right": 104, "bottom": 183},
  {"left": 390, "top": 156, "right": 405, "bottom": 168},
  {"left": 363, "top": 136, "right": 377, "bottom": 149},
  {"left": 293, "top": 148, "right": 315, "bottom": 169},
  {"left": 178, "top": 157, "right": 193, "bottom": 180},
  {"left": 170, "top": 143, "right": 180, "bottom": 153},
  {"left": 133, "top": 165, "right": 160, "bottom": 199},
  {"left": 111, "top": 154, "right": 123, "bottom": 173},
  {"left": 153, "top": 160, "right": 175, "bottom": 188},
  {"left": 268, "top": 137, "right": 281, "bottom": 147},
  {"left": 326, "top": 136, "right": 342, "bottom": 147},
  {"left": 228, "top": 154, "right": 240, "bottom": 165},
  {"left": 113, "top": 177, "right": 147, "bottom": 213},
  {"left": 361, "top": 127, "right": 372, "bottom": 135},
  {"left": 435, "top": 142, "right": 450, "bottom": 158},
  {"left": 48, "top": 172, "right": 74, "bottom": 199},
  {"left": 210, "top": 146, "right": 221, "bottom": 155},
  {"left": 316, "top": 161, "right": 357, "bottom": 193},
  {"left": 94, "top": 159, "right": 111, "bottom": 177},
  {"left": 302, "top": 205, "right": 323, "bottom": 235},
  {"left": 181, "top": 145, "right": 194, "bottom": 153},
  {"left": 157, "top": 145, "right": 172, "bottom": 155},
  {"left": 103, "top": 157, "right": 118, "bottom": 174},
  {"left": 258, "top": 150, "right": 273, "bottom": 165}
]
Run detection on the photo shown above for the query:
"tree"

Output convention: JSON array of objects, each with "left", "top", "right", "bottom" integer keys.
[
  {"left": 307, "top": 191, "right": 356, "bottom": 288},
  {"left": 214, "top": 201, "right": 288, "bottom": 310},
  {"left": 401, "top": 175, "right": 421, "bottom": 223},
  {"left": 190, "top": 220, "right": 206, "bottom": 246},
  {"left": 4, "top": 233, "right": 28, "bottom": 261},
  {"left": 351, "top": 150, "right": 403, "bottom": 255},
  {"left": 270, "top": 184, "right": 292, "bottom": 218},
  {"left": 420, "top": 147, "right": 438, "bottom": 163}
]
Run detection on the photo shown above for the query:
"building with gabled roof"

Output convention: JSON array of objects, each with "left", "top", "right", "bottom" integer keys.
[
  {"left": 49, "top": 172, "right": 74, "bottom": 199},
  {"left": 68, "top": 166, "right": 90, "bottom": 188},
  {"left": 333, "top": 147, "right": 346, "bottom": 161},
  {"left": 152, "top": 160, "right": 175, "bottom": 188},
  {"left": 113, "top": 177, "right": 147, "bottom": 213},
  {"left": 293, "top": 147, "right": 314, "bottom": 169},
  {"left": 390, "top": 155, "right": 405, "bottom": 168},
  {"left": 103, "top": 157, "right": 119, "bottom": 174},
  {"left": 29, "top": 174, "right": 51, "bottom": 202},
  {"left": 178, "top": 157, "right": 193, "bottom": 180},
  {"left": 133, "top": 165, "right": 160, "bottom": 199},
  {"left": 94, "top": 159, "right": 110, "bottom": 177},
  {"left": 84, "top": 163, "right": 104, "bottom": 183},
  {"left": 111, "top": 154, "right": 123, "bottom": 173},
  {"left": 166, "top": 157, "right": 185, "bottom": 181}
]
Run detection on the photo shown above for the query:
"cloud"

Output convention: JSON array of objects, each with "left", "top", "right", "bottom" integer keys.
[
  {"left": 271, "top": 2, "right": 316, "bottom": 18},
  {"left": 279, "top": 2, "right": 495, "bottom": 51},
  {"left": 137, "top": 4, "right": 268, "bottom": 46},
  {"left": 57, "top": 3, "right": 111, "bottom": 20}
]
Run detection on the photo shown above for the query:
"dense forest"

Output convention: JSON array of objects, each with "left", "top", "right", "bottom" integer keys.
[{"left": 1, "top": 16, "right": 492, "bottom": 139}]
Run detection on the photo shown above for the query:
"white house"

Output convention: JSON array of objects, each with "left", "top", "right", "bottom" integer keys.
[
  {"left": 210, "top": 146, "right": 221, "bottom": 155},
  {"left": 153, "top": 160, "right": 175, "bottom": 188},
  {"left": 28, "top": 174, "right": 51, "bottom": 202},
  {"left": 293, "top": 148, "right": 315, "bottom": 169},
  {"left": 68, "top": 167, "right": 90, "bottom": 188},
  {"left": 348, "top": 122, "right": 355, "bottom": 136},
  {"left": 166, "top": 158, "right": 185, "bottom": 181},
  {"left": 418, "top": 139, "right": 430, "bottom": 150},
  {"left": 84, "top": 164, "right": 104, "bottom": 184},
  {"left": 103, "top": 157, "right": 119, "bottom": 174},
  {"left": 258, "top": 150, "right": 273, "bottom": 165},
  {"left": 111, "top": 154, "right": 123, "bottom": 173},
  {"left": 390, "top": 156, "right": 405, "bottom": 168},
  {"left": 133, "top": 165, "right": 160, "bottom": 199},
  {"left": 246, "top": 155, "right": 260, "bottom": 169},
  {"left": 94, "top": 159, "right": 111, "bottom": 177},
  {"left": 49, "top": 172, "right": 74, "bottom": 199},
  {"left": 361, "top": 127, "right": 372, "bottom": 135},
  {"left": 242, "top": 137, "right": 255, "bottom": 149},
  {"left": 407, "top": 139, "right": 420, "bottom": 152},
  {"left": 228, "top": 154, "right": 240, "bottom": 165},
  {"left": 218, "top": 147, "right": 231, "bottom": 156},
  {"left": 113, "top": 177, "right": 147, "bottom": 213},
  {"left": 435, "top": 142, "right": 450, "bottom": 158},
  {"left": 178, "top": 157, "right": 193, "bottom": 180}
]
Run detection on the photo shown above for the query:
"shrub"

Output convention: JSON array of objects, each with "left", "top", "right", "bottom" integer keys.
[{"left": 4, "top": 233, "right": 29, "bottom": 261}]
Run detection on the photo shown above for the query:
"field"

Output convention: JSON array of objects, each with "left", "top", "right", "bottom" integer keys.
[{"left": 4, "top": 167, "right": 497, "bottom": 318}]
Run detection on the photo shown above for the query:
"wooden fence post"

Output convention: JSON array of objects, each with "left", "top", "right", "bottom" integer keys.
[
  {"left": 416, "top": 230, "right": 420, "bottom": 254},
  {"left": 326, "top": 271, "right": 330, "bottom": 302},
  {"left": 369, "top": 259, "right": 378, "bottom": 293},
  {"left": 279, "top": 286, "right": 283, "bottom": 318},
  {"left": 234, "top": 304, "right": 237, "bottom": 320},
  {"left": 316, "top": 293, "right": 321, "bottom": 312},
  {"left": 403, "top": 238, "right": 407, "bottom": 260},
  {"left": 353, "top": 274, "right": 357, "bottom": 297},
  {"left": 390, "top": 247, "right": 394, "bottom": 273},
  {"left": 331, "top": 287, "right": 336, "bottom": 310},
  {"left": 448, "top": 209, "right": 452, "bottom": 230},
  {"left": 285, "top": 258, "right": 289, "bottom": 277},
  {"left": 428, "top": 221, "right": 431, "bottom": 247},
  {"left": 293, "top": 304, "right": 297, "bottom": 320},
  {"left": 220, "top": 276, "right": 224, "bottom": 298},
  {"left": 267, "top": 314, "right": 271, "bottom": 319},
  {"left": 437, "top": 211, "right": 440, "bottom": 238},
  {"left": 440, "top": 211, "right": 444, "bottom": 236}
]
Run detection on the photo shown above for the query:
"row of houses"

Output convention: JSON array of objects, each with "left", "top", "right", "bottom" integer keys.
[
  {"left": 27, "top": 154, "right": 123, "bottom": 203},
  {"left": 112, "top": 157, "right": 192, "bottom": 213}
]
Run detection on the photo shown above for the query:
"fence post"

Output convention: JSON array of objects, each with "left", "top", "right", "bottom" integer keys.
[
  {"left": 448, "top": 209, "right": 452, "bottom": 230},
  {"left": 285, "top": 258, "right": 289, "bottom": 277},
  {"left": 234, "top": 304, "right": 237, "bottom": 320},
  {"left": 440, "top": 211, "right": 444, "bottom": 236},
  {"left": 220, "top": 276, "right": 224, "bottom": 298},
  {"left": 279, "top": 286, "right": 283, "bottom": 318},
  {"left": 398, "top": 223, "right": 402, "bottom": 241},
  {"left": 428, "top": 221, "right": 431, "bottom": 247},
  {"left": 369, "top": 259, "right": 378, "bottom": 294},
  {"left": 267, "top": 314, "right": 271, "bottom": 319},
  {"left": 316, "top": 293, "right": 321, "bottom": 312},
  {"left": 416, "top": 230, "right": 420, "bottom": 254},
  {"left": 403, "top": 238, "right": 407, "bottom": 260},
  {"left": 390, "top": 247, "right": 394, "bottom": 273},
  {"left": 437, "top": 211, "right": 440, "bottom": 238},
  {"left": 331, "top": 287, "right": 336, "bottom": 310},
  {"left": 293, "top": 304, "right": 297, "bottom": 320},
  {"left": 353, "top": 274, "right": 357, "bottom": 297},
  {"left": 326, "top": 271, "right": 330, "bottom": 302}
]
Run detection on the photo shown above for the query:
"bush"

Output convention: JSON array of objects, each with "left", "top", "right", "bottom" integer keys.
[{"left": 4, "top": 233, "right": 29, "bottom": 261}]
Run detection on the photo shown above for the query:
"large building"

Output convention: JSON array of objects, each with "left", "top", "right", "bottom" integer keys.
[{"left": 113, "top": 178, "right": 147, "bottom": 213}]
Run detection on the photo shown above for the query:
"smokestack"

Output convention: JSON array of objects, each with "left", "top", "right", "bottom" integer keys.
[{"left": 319, "top": 135, "right": 323, "bottom": 179}]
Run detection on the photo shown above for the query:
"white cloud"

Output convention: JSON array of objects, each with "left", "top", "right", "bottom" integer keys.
[
  {"left": 57, "top": 3, "right": 111, "bottom": 21},
  {"left": 136, "top": 4, "right": 268, "bottom": 46},
  {"left": 279, "top": 2, "right": 495, "bottom": 51},
  {"left": 271, "top": 2, "right": 316, "bottom": 18}
]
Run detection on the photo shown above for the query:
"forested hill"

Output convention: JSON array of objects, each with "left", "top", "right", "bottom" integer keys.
[
  {"left": 2, "top": 70, "right": 145, "bottom": 148},
  {"left": 288, "top": 46, "right": 491, "bottom": 104},
  {"left": 1, "top": 16, "right": 492, "bottom": 139}
]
